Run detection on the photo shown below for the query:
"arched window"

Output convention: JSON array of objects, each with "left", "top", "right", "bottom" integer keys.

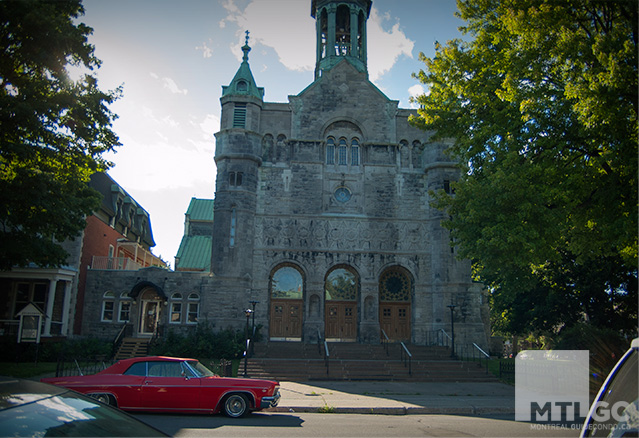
[
  {"left": 338, "top": 138, "right": 347, "bottom": 165},
  {"left": 271, "top": 266, "right": 303, "bottom": 300},
  {"left": 325, "top": 267, "right": 357, "bottom": 301},
  {"left": 326, "top": 137, "right": 335, "bottom": 164},
  {"left": 187, "top": 294, "right": 200, "bottom": 324},
  {"left": 101, "top": 291, "right": 115, "bottom": 322},
  {"left": 118, "top": 292, "right": 131, "bottom": 322},
  {"left": 236, "top": 80, "right": 248, "bottom": 92},
  {"left": 351, "top": 138, "right": 360, "bottom": 166},
  {"left": 170, "top": 293, "right": 183, "bottom": 324}
]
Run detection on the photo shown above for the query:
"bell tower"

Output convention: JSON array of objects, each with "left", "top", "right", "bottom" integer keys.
[{"left": 311, "top": 0, "right": 372, "bottom": 79}]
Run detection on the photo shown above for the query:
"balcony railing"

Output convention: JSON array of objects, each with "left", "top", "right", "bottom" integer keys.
[{"left": 91, "top": 256, "right": 141, "bottom": 271}]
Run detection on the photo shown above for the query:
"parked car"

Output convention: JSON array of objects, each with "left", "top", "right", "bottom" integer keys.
[
  {"left": 41, "top": 356, "right": 280, "bottom": 418},
  {"left": 580, "top": 338, "right": 638, "bottom": 437},
  {"left": 0, "top": 376, "right": 167, "bottom": 437}
]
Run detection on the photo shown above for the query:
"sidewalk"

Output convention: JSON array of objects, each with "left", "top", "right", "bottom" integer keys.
[{"left": 271, "top": 380, "right": 515, "bottom": 416}]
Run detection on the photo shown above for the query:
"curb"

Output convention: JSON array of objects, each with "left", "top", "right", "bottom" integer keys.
[{"left": 270, "top": 406, "right": 515, "bottom": 416}]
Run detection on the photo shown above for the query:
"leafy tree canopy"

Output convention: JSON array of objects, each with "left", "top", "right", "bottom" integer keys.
[
  {"left": 0, "top": 0, "right": 121, "bottom": 269},
  {"left": 411, "top": 0, "right": 637, "bottom": 336}
]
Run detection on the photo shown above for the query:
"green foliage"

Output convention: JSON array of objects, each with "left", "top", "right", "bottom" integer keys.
[
  {"left": 412, "top": 0, "right": 637, "bottom": 336},
  {"left": 0, "top": 0, "right": 121, "bottom": 269},
  {"left": 1, "top": 336, "right": 111, "bottom": 362},
  {"left": 150, "top": 325, "right": 248, "bottom": 360}
]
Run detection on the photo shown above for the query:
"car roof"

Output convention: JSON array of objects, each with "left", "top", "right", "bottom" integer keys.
[
  {"left": 0, "top": 376, "right": 69, "bottom": 410},
  {"left": 105, "top": 356, "right": 196, "bottom": 373}
]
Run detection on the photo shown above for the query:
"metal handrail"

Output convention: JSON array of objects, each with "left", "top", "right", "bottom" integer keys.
[
  {"left": 323, "top": 339, "right": 330, "bottom": 375},
  {"left": 439, "top": 329, "right": 452, "bottom": 341},
  {"left": 380, "top": 329, "right": 390, "bottom": 356},
  {"left": 472, "top": 343, "right": 490, "bottom": 359},
  {"left": 400, "top": 342, "right": 412, "bottom": 376}
]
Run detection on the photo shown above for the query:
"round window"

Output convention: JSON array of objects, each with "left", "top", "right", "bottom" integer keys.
[{"left": 334, "top": 187, "right": 351, "bottom": 203}]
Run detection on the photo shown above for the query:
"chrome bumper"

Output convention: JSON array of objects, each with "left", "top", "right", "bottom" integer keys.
[{"left": 260, "top": 388, "right": 281, "bottom": 409}]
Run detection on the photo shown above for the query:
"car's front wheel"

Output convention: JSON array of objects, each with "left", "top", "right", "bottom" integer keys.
[
  {"left": 223, "top": 393, "right": 249, "bottom": 418},
  {"left": 90, "top": 393, "right": 116, "bottom": 407}
]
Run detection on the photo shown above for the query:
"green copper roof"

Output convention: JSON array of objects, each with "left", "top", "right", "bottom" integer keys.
[
  {"left": 222, "top": 34, "right": 264, "bottom": 100},
  {"left": 186, "top": 198, "right": 214, "bottom": 221},
  {"left": 175, "top": 235, "right": 211, "bottom": 271}
]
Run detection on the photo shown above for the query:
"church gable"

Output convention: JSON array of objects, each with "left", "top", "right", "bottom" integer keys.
[{"left": 290, "top": 59, "right": 398, "bottom": 143}]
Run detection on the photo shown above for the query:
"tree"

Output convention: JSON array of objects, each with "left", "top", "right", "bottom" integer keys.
[
  {"left": 411, "top": 0, "right": 637, "bottom": 336},
  {"left": 0, "top": 0, "right": 121, "bottom": 269}
]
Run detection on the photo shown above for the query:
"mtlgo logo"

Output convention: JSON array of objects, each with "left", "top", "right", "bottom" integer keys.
[{"left": 515, "top": 350, "right": 589, "bottom": 423}]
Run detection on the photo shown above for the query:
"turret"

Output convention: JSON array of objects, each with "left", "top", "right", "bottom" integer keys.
[
  {"left": 311, "top": 0, "right": 372, "bottom": 79},
  {"left": 211, "top": 32, "right": 262, "bottom": 277}
]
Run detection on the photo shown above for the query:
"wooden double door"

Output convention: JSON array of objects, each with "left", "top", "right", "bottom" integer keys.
[
  {"left": 325, "top": 301, "right": 357, "bottom": 340},
  {"left": 270, "top": 299, "right": 302, "bottom": 339},
  {"left": 380, "top": 302, "right": 411, "bottom": 342}
]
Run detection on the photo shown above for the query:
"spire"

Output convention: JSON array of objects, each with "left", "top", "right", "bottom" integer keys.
[
  {"left": 222, "top": 30, "right": 264, "bottom": 100},
  {"left": 242, "top": 30, "right": 250, "bottom": 62}
]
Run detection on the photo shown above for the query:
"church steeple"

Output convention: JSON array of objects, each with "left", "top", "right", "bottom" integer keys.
[
  {"left": 222, "top": 31, "right": 264, "bottom": 100},
  {"left": 311, "top": 0, "right": 372, "bottom": 79}
]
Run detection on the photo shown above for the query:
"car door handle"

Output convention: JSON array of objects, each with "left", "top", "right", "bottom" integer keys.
[{"left": 145, "top": 381, "right": 153, "bottom": 384}]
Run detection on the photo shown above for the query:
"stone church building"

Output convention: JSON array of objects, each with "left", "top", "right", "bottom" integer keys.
[{"left": 82, "top": 0, "right": 490, "bottom": 348}]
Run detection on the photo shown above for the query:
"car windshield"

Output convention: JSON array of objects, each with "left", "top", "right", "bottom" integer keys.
[
  {"left": 585, "top": 348, "right": 638, "bottom": 437},
  {"left": 186, "top": 360, "right": 216, "bottom": 377},
  {"left": 0, "top": 389, "right": 165, "bottom": 437}
]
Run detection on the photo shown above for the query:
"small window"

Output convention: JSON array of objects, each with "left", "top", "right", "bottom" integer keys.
[
  {"left": 101, "top": 291, "right": 115, "bottom": 322},
  {"left": 338, "top": 138, "right": 347, "bottom": 165},
  {"left": 187, "top": 303, "right": 199, "bottom": 324},
  {"left": 229, "top": 172, "right": 243, "bottom": 187},
  {"left": 230, "top": 208, "right": 236, "bottom": 247},
  {"left": 236, "top": 80, "right": 248, "bottom": 92},
  {"left": 188, "top": 294, "right": 200, "bottom": 324},
  {"left": 170, "top": 293, "right": 183, "bottom": 324},
  {"left": 351, "top": 139, "right": 359, "bottom": 166},
  {"left": 326, "top": 138, "right": 335, "bottom": 164},
  {"left": 118, "top": 301, "right": 130, "bottom": 322}
]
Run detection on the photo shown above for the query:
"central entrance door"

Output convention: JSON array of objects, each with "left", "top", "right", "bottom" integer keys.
[
  {"left": 269, "top": 265, "right": 304, "bottom": 340},
  {"left": 325, "top": 301, "right": 357, "bottom": 339},
  {"left": 325, "top": 266, "right": 359, "bottom": 341}
]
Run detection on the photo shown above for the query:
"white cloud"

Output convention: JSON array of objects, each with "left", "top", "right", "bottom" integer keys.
[
  {"left": 367, "top": 8, "right": 414, "bottom": 82},
  {"left": 222, "top": 0, "right": 314, "bottom": 72},
  {"left": 196, "top": 40, "right": 213, "bottom": 58},
  {"left": 407, "top": 84, "right": 426, "bottom": 108},
  {"left": 161, "top": 77, "right": 188, "bottom": 95}
]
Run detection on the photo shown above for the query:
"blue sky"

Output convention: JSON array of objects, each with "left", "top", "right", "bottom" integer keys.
[{"left": 80, "top": 0, "right": 465, "bottom": 266}]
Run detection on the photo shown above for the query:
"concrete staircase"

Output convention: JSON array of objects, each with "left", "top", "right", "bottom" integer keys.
[
  {"left": 245, "top": 342, "right": 497, "bottom": 382},
  {"left": 114, "top": 337, "right": 150, "bottom": 360}
]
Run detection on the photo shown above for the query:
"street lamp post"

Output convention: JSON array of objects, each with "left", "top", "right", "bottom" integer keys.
[
  {"left": 249, "top": 300, "right": 259, "bottom": 336},
  {"left": 243, "top": 309, "right": 252, "bottom": 378},
  {"left": 447, "top": 302, "right": 456, "bottom": 358}
]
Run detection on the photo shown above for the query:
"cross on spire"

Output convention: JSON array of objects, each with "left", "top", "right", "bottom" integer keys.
[{"left": 242, "top": 30, "right": 251, "bottom": 62}]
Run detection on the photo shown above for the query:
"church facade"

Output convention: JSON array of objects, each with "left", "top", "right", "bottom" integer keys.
[{"left": 82, "top": 0, "right": 489, "bottom": 348}]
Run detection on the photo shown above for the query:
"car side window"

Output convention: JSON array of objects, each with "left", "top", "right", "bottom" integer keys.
[
  {"left": 148, "top": 361, "right": 183, "bottom": 377},
  {"left": 123, "top": 362, "right": 147, "bottom": 376}
]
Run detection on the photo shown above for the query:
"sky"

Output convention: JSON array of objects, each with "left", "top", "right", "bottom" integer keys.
[{"left": 79, "top": 0, "right": 466, "bottom": 267}]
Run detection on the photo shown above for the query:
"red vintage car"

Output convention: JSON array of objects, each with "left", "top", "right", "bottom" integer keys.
[{"left": 41, "top": 356, "right": 280, "bottom": 418}]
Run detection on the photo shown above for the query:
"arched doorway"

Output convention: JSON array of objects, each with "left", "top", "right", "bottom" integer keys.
[
  {"left": 269, "top": 265, "right": 304, "bottom": 340},
  {"left": 139, "top": 289, "right": 163, "bottom": 336},
  {"left": 379, "top": 266, "right": 412, "bottom": 342},
  {"left": 325, "top": 266, "right": 358, "bottom": 341}
]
